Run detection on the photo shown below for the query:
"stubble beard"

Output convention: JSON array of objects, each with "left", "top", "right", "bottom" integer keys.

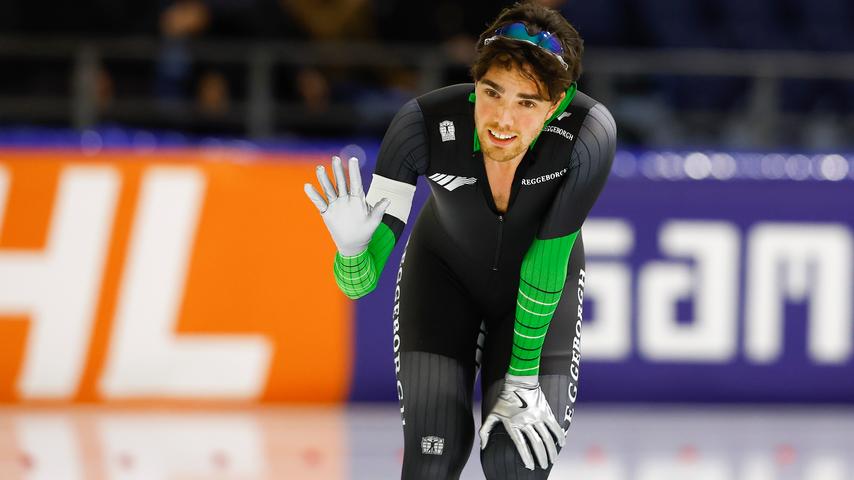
[{"left": 481, "top": 131, "right": 528, "bottom": 164}]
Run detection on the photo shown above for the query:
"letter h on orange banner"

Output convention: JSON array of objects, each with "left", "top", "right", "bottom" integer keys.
[{"left": 0, "top": 150, "right": 351, "bottom": 403}]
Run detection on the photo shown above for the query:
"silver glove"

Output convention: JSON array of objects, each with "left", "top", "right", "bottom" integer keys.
[
  {"left": 479, "top": 376, "right": 566, "bottom": 470},
  {"left": 304, "top": 156, "right": 390, "bottom": 257}
]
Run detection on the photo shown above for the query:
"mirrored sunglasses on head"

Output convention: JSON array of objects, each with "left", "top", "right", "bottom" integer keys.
[{"left": 483, "top": 21, "right": 569, "bottom": 70}]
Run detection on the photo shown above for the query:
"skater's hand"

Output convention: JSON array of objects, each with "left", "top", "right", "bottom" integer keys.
[
  {"left": 304, "top": 156, "right": 390, "bottom": 256},
  {"left": 479, "top": 376, "right": 565, "bottom": 470}
]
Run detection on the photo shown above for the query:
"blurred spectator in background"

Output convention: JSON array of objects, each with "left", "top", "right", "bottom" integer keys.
[
  {"left": 559, "top": 0, "right": 630, "bottom": 47},
  {"left": 559, "top": 0, "right": 664, "bottom": 145},
  {"left": 277, "top": 0, "right": 380, "bottom": 136},
  {"left": 375, "top": 0, "right": 508, "bottom": 83},
  {"left": 279, "top": 0, "right": 374, "bottom": 39},
  {"left": 1, "top": 0, "right": 852, "bottom": 146},
  {"left": 295, "top": 68, "right": 330, "bottom": 115},
  {"left": 95, "top": 65, "right": 116, "bottom": 111},
  {"left": 634, "top": 0, "right": 749, "bottom": 146},
  {"left": 791, "top": 0, "right": 854, "bottom": 148},
  {"left": 156, "top": 0, "right": 211, "bottom": 105},
  {"left": 0, "top": 0, "right": 158, "bottom": 35},
  {"left": 334, "top": 0, "right": 516, "bottom": 135},
  {"left": 149, "top": 0, "right": 383, "bottom": 137},
  {"left": 0, "top": 0, "right": 158, "bottom": 124},
  {"left": 197, "top": 69, "right": 230, "bottom": 116}
]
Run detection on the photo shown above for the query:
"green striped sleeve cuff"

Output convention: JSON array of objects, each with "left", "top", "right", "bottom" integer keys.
[{"left": 333, "top": 222, "right": 396, "bottom": 299}]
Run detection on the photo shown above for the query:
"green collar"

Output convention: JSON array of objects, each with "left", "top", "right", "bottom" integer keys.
[{"left": 469, "top": 82, "right": 577, "bottom": 153}]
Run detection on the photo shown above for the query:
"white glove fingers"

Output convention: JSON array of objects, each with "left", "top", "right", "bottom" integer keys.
[
  {"left": 523, "top": 425, "right": 549, "bottom": 470},
  {"left": 350, "top": 158, "right": 368, "bottom": 216},
  {"left": 545, "top": 416, "right": 566, "bottom": 448},
  {"left": 316, "top": 164, "right": 338, "bottom": 201},
  {"left": 369, "top": 198, "right": 390, "bottom": 226},
  {"left": 507, "top": 424, "right": 535, "bottom": 470},
  {"left": 304, "top": 183, "right": 328, "bottom": 213},
  {"left": 479, "top": 415, "right": 500, "bottom": 450},
  {"left": 534, "top": 422, "right": 558, "bottom": 465},
  {"left": 331, "top": 156, "right": 348, "bottom": 197},
  {"left": 348, "top": 157, "right": 364, "bottom": 196}
]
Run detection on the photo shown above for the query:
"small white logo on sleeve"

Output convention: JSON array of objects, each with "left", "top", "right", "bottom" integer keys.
[
  {"left": 439, "top": 120, "right": 456, "bottom": 142},
  {"left": 557, "top": 111, "right": 571, "bottom": 121},
  {"left": 421, "top": 436, "right": 445, "bottom": 455}
]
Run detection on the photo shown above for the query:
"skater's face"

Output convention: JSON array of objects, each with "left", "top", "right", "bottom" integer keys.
[{"left": 474, "top": 64, "right": 564, "bottom": 164}]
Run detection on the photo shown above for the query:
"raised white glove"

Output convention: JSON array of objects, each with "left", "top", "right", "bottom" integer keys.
[
  {"left": 479, "top": 376, "right": 566, "bottom": 470},
  {"left": 304, "top": 156, "right": 390, "bottom": 256}
]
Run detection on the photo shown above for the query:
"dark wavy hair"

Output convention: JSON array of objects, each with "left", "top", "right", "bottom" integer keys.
[{"left": 470, "top": 1, "right": 583, "bottom": 102}]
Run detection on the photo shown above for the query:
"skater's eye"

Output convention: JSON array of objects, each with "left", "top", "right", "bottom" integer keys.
[
  {"left": 484, "top": 88, "right": 499, "bottom": 98},
  {"left": 520, "top": 100, "right": 536, "bottom": 108}
]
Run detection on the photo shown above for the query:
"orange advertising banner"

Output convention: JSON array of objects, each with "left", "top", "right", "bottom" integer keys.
[{"left": 0, "top": 149, "right": 350, "bottom": 403}]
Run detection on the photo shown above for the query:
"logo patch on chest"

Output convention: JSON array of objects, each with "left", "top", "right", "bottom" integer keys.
[
  {"left": 429, "top": 172, "right": 477, "bottom": 191},
  {"left": 439, "top": 120, "right": 456, "bottom": 142}
]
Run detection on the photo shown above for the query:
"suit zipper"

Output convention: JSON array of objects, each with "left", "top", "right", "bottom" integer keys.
[{"left": 492, "top": 215, "right": 504, "bottom": 271}]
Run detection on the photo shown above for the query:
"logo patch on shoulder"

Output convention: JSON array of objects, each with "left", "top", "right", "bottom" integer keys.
[
  {"left": 421, "top": 436, "right": 445, "bottom": 455},
  {"left": 439, "top": 120, "right": 456, "bottom": 142},
  {"left": 557, "top": 111, "right": 571, "bottom": 121}
]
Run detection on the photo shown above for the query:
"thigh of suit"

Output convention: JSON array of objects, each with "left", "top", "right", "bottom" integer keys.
[
  {"left": 394, "top": 236, "right": 483, "bottom": 480},
  {"left": 479, "top": 236, "right": 586, "bottom": 479}
]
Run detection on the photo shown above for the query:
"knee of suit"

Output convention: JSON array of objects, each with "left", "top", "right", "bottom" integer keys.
[
  {"left": 397, "top": 351, "right": 478, "bottom": 479},
  {"left": 480, "top": 426, "right": 558, "bottom": 480},
  {"left": 402, "top": 442, "right": 472, "bottom": 480}
]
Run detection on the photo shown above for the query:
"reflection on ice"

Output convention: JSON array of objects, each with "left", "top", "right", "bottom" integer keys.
[{"left": 0, "top": 406, "right": 851, "bottom": 479}]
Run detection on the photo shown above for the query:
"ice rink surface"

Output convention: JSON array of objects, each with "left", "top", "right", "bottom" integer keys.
[{"left": 1, "top": 404, "right": 852, "bottom": 479}]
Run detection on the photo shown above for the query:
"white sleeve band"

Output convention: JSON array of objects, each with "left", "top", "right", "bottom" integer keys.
[{"left": 365, "top": 174, "right": 417, "bottom": 224}]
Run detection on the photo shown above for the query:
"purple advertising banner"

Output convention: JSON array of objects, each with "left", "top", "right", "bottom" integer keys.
[{"left": 351, "top": 151, "right": 854, "bottom": 403}]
